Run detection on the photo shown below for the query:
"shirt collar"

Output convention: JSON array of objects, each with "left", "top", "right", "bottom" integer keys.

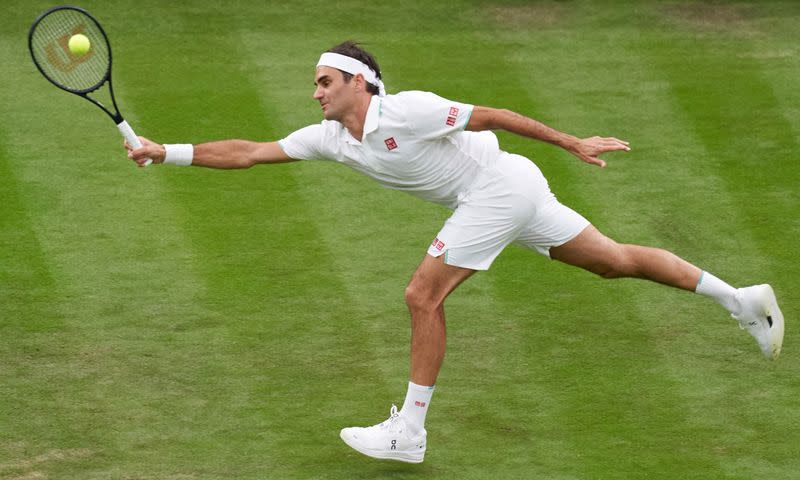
[
  {"left": 344, "top": 95, "right": 382, "bottom": 145},
  {"left": 363, "top": 95, "right": 381, "bottom": 136}
]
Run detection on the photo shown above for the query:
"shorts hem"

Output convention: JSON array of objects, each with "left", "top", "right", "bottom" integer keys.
[{"left": 426, "top": 250, "right": 488, "bottom": 271}]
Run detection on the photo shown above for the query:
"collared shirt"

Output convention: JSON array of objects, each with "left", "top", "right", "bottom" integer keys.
[{"left": 278, "top": 90, "right": 500, "bottom": 208}]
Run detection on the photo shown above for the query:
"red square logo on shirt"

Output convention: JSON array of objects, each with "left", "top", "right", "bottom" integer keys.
[
  {"left": 449, "top": 106, "right": 460, "bottom": 116},
  {"left": 431, "top": 238, "right": 445, "bottom": 251},
  {"left": 446, "top": 116, "right": 456, "bottom": 126},
  {"left": 384, "top": 137, "right": 398, "bottom": 150}
]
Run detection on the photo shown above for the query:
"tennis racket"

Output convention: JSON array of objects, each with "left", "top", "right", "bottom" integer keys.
[{"left": 29, "top": 5, "right": 151, "bottom": 166}]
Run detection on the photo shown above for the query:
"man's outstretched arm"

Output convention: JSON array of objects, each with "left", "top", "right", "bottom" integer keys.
[
  {"left": 125, "top": 137, "right": 296, "bottom": 169},
  {"left": 466, "top": 106, "right": 630, "bottom": 167}
]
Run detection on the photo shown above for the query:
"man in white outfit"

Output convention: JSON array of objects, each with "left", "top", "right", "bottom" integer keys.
[{"left": 126, "top": 41, "right": 784, "bottom": 464}]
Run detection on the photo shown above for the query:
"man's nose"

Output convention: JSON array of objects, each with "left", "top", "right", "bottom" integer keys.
[{"left": 313, "top": 86, "right": 323, "bottom": 100}]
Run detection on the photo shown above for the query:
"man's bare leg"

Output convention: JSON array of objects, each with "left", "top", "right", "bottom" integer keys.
[
  {"left": 549, "top": 225, "right": 783, "bottom": 360},
  {"left": 549, "top": 225, "right": 702, "bottom": 290},
  {"left": 339, "top": 254, "right": 475, "bottom": 463},
  {"left": 404, "top": 254, "right": 476, "bottom": 386}
]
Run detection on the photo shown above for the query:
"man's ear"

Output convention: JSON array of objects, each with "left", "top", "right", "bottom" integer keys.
[{"left": 354, "top": 73, "right": 366, "bottom": 92}]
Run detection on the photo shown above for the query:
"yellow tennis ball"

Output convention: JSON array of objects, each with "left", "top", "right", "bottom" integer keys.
[{"left": 68, "top": 34, "right": 91, "bottom": 56}]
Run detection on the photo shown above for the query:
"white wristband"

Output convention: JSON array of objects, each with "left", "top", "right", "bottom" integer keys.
[{"left": 163, "top": 144, "right": 194, "bottom": 166}]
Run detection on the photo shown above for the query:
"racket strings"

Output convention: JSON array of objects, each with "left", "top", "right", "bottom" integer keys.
[{"left": 31, "top": 9, "right": 110, "bottom": 92}]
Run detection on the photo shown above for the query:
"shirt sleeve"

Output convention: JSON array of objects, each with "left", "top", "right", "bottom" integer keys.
[
  {"left": 400, "top": 91, "right": 474, "bottom": 141},
  {"left": 278, "top": 124, "right": 328, "bottom": 161}
]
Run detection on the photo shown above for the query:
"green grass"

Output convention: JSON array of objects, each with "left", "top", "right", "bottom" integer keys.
[{"left": 2, "top": 1, "right": 799, "bottom": 478}]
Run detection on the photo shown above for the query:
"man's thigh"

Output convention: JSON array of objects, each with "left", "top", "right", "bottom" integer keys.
[{"left": 548, "top": 225, "right": 621, "bottom": 273}]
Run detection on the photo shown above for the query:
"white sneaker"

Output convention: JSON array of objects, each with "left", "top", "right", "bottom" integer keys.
[
  {"left": 339, "top": 405, "right": 426, "bottom": 463},
  {"left": 732, "top": 284, "right": 784, "bottom": 360}
]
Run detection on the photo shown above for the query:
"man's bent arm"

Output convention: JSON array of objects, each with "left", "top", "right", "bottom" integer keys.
[
  {"left": 466, "top": 106, "right": 629, "bottom": 167},
  {"left": 126, "top": 137, "right": 296, "bottom": 168}
]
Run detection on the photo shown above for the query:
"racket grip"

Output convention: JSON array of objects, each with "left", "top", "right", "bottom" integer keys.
[{"left": 117, "top": 120, "right": 153, "bottom": 167}]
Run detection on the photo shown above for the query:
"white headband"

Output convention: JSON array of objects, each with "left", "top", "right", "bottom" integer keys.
[{"left": 317, "top": 52, "right": 386, "bottom": 97}]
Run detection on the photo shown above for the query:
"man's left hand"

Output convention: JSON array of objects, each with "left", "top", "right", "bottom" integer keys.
[{"left": 571, "top": 136, "right": 630, "bottom": 168}]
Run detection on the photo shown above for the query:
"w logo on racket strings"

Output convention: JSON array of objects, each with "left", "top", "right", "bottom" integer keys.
[{"left": 45, "top": 25, "right": 94, "bottom": 73}]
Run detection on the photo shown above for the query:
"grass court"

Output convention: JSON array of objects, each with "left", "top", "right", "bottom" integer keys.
[{"left": 1, "top": 1, "right": 799, "bottom": 478}]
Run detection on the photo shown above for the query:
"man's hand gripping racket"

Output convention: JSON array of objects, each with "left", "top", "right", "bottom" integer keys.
[{"left": 125, "top": 136, "right": 166, "bottom": 167}]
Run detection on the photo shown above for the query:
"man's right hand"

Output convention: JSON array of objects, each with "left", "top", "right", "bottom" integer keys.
[{"left": 125, "top": 136, "right": 166, "bottom": 167}]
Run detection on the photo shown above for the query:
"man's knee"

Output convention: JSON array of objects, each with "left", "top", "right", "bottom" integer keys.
[
  {"left": 551, "top": 226, "right": 643, "bottom": 279},
  {"left": 404, "top": 281, "right": 440, "bottom": 313},
  {"left": 595, "top": 246, "right": 638, "bottom": 279}
]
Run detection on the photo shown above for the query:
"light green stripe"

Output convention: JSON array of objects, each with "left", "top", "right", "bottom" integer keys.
[{"left": 463, "top": 108, "right": 473, "bottom": 129}]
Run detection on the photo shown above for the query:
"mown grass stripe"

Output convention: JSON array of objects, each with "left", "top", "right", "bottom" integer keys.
[
  {"left": 467, "top": 3, "right": 799, "bottom": 478},
  {"left": 98, "top": 4, "right": 400, "bottom": 478},
  {"left": 476, "top": 27, "right": 720, "bottom": 480},
  {"left": 0, "top": 19, "right": 159, "bottom": 476},
  {"left": 0, "top": 129, "right": 87, "bottom": 477},
  {"left": 641, "top": 3, "right": 800, "bottom": 281},
  {"left": 0, "top": 5, "right": 232, "bottom": 477},
  {"left": 0, "top": 137, "right": 60, "bottom": 332},
  {"left": 481, "top": 4, "right": 798, "bottom": 479},
  {"left": 627, "top": 4, "right": 799, "bottom": 477}
]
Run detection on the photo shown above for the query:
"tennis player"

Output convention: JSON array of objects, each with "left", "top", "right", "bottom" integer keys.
[{"left": 126, "top": 41, "right": 784, "bottom": 464}]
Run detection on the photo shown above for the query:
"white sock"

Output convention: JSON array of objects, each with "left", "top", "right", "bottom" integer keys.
[
  {"left": 695, "top": 271, "right": 740, "bottom": 314},
  {"left": 399, "top": 381, "right": 434, "bottom": 435}
]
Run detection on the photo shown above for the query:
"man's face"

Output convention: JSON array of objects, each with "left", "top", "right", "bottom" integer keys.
[{"left": 313, "top": 66, "right": 357, "bottom": 121}]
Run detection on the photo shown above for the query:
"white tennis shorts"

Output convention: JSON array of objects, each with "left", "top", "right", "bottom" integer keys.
[{"left": 427, "top": 152, "right": 589, "bottom": 270}]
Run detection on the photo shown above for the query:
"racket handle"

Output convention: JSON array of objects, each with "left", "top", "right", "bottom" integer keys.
[{"left": 117, "top": 120, "right": 153, "bottom": 167}]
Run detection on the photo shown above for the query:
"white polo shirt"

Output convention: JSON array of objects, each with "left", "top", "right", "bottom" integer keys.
[{"left": 278, "top": 91, "right": 501, "bottom": 208}]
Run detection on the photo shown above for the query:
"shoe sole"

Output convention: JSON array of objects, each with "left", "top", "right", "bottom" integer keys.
[
  {"left": 759, "top": 284, "right": 784, "bottom": 360},
  {"left": 339, "top": 430, "right": 425, "bottom": 464}
]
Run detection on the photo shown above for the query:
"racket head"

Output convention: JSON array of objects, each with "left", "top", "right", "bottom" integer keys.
[{"left": 29, "top": 6, "right": 112, "bottom": 95}]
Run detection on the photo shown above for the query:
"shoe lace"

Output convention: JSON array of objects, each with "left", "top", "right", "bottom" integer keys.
[{"left": 378, "top": 404, "right": 403, "bottom": 432}]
